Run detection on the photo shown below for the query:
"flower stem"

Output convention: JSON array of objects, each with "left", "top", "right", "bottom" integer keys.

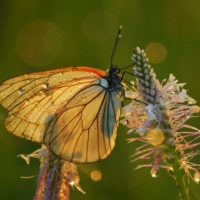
[
  {"left": 164, "top": 138, "right": 189, "bottom": 200},
  {"left": 34, "top": 152, "right": 71, "bottom": 200}
]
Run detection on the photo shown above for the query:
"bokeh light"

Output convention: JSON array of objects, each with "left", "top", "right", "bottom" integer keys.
[
  {"left": 145, "top": 43, "right": 167, "bottom": 64},
  {"left": 90, "top": 170, "right": 102, "bottom": 181},
  {"left": 16, "top": 21, "right": 63, "bottom": 67}
]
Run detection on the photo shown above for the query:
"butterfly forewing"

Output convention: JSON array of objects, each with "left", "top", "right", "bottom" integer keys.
[
  {"left": 4, "top": 112, "right": 46, "bottom": 142},
  {"left": 0, "top": 67, "right": 102, "bottom": 117},
  {"left": 0, "top": 67, "right": 104, "bottom": 143}
]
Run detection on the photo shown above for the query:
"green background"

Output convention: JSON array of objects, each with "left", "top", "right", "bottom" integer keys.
[{"left": 0, "top": 1, "right": 200, "bottom": 199}]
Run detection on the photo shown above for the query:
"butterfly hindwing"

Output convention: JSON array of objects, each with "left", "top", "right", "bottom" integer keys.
[{"left": 44, "top": 78, "right": 122, "bottom": 163}]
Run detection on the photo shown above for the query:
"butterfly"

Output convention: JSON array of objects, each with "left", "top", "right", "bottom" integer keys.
[{"left": 0, "top": 26, "right": 125, "bottom": 163}]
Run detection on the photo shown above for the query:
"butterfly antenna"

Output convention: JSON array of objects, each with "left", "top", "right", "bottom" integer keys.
[{"left": 111, "top": 25, "right": 122, "bottom": 65}]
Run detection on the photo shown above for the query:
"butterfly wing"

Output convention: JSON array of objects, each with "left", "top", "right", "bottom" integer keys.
[
  {"left": 44, "top": 78, "right": 123, "bottom": 163},
  {"left": 0, "top": 67, "right": 104, "bottom": 143},
  {"left": 0, "top": 66, "right": 124, "bottom": 163}
]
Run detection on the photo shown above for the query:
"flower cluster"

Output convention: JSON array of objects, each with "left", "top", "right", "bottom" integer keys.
[
  {"left": 18, "top": 145, "right": 85, "bottom": 200},
  {"left": 121, "top": 47, "right": 200, "bottom": 185}
]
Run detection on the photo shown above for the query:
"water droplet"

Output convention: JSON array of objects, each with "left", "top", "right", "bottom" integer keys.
[
  {"left": 72, "top": 158, "right": 77, "bottom": 162},
  {"left": 167, "top": 138, "right": 176, "bottom": 146},
  {"left": 60, "top": 72, "right": 64, "bottom": 76},
  {"left": 151, "top": 167, "right": 160, "bottom": 178},
  {"left": 124, "top": 120, "right": 129, "bottom": 125},
  {"left": 167, "top": 166, "right": 174, "bottom": 172},
  {"left": 194, "top": 170, "right": 200, "bottom": 183},
  {"left": 42, "top": 83, "right": 50, "bottom": 89},
  {"left": 18, "top": 88, "right": 25, "bottom": 95},
  {"left": 69, "top": 181, "right": 75, "bottom": 186}
]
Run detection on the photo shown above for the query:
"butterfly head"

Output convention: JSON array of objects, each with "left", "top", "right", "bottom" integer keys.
[{"left": 104, "top": 65, "right": 124, "bottom": 94}]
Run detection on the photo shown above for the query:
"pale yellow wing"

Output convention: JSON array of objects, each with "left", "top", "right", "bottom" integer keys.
[
  {"left": 0, "top": 67, "right": 123, "bottom": 163},
  {"left": 44, "top": 78, "right": 123, "bottom": 163},
  {"left": 0, "top": 67, "right": 102, "bottom": 143}
]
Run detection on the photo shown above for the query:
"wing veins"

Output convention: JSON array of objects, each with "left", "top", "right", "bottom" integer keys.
[
  {"left": 72, "top": 88, "right": 108, "bottom": 162},
  {"left": 46, "top": 80, "right": 105, "bottom": 142},
  {"left": 47, "top": 82, "right": 106, "bottom": 136},
  {"left": 7, "top": 78, "right": 95, "bottom": 124},
  {"left": 59, "top": 117, "right": 83, "bottom": 158},
  {"left": 97, "top": 90, "right": 108, "bottom": 157},
  {"left": 58, "top": 88, "right": 106, "bottom": 159},
  {"left": 65, "top": 83, "right": 103, "bottom": 106},
  {"left": 56, "top": 85, "right": 107, "bottom": 162},
  {"left": 84, "top": 90, "right": 108, "bottom": 162},
  {"left": 1, "top": 77, "right": 49, "bottom": 109},
  {"left": 49, "top": 108, "right": 83, "bottom": 145}
]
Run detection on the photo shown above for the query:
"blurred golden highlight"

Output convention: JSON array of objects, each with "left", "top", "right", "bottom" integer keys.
[
  {"left": 16, "top": 20, "right": 63, "bottom": 67},
  {"left": 146, "top": 128, "right": 165, "bottom": 146},
  {"left": 90, "top": 170, "right": 102, "bottom": 181},
  {"left": 145, "top": 43, "right": 167, "bottom": 64}
]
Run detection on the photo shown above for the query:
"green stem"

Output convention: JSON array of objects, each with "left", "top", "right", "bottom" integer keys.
[{"left": 164, "top": 142, "right": 189, "bottom": 200}]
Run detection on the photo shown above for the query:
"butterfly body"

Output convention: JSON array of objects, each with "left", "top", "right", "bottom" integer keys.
[{"left": 0, "top": 65, "right": 125, "bottom": 163}]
